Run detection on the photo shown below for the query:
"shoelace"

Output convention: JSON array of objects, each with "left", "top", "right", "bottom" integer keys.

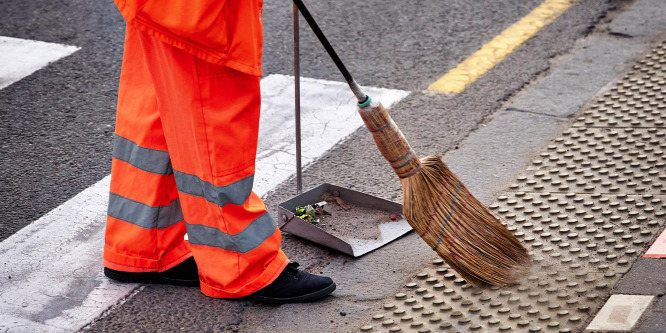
[{"left": 284, "top": 262, "right": 301, "bottom": 278}]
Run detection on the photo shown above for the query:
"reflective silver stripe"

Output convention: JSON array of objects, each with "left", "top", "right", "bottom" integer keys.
[
  {"left": 113, "top": 135, "right": 173, "bottom": 175},
  {"left": 186, "top": 213, "right": 277, "bottom": 253},
  {"left": 174, "top": 171, "right": 253, "bottom": 208},
  {"left": 108, "top": 193, "right": 184, "bottom": 229}
]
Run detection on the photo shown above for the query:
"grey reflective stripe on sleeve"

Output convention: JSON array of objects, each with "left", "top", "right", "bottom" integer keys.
[
  {"left": 186, "top": 213, "right": 277, "bottom": 253},
  {"left": 107, "top": 193, "right": 184, "bottom": 229},
  {"left": 113, "top": 135, "right": 173, "bottom": 175},
  {"left": 174, "top": 171, "right": 253, "bottom": 208}
]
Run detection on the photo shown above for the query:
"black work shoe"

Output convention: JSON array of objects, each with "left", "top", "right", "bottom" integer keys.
[
  {"left": 247, "top": 262, "right": 336, "bottom": 304},
  {"left": 104, "top": 257, "right": 200, "bottom": 286}
]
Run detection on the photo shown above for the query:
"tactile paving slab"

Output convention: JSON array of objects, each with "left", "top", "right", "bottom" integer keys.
[{"left": 359, "top": 40, "right": 666, "bottom": 332}]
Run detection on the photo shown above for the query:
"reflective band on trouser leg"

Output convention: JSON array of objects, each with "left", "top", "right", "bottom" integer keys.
[
  {"left": 108, "top": 193, "right": 183, "bottom": 230},
  {"left": 187, "top": 213, "right": 276, "bottom": 254},
  {"left": 136, "top": 26, "right": 288, "bottom": 298},
  {"left": 112, "top": 135, "right": 174, "bottom": 175},
  {"left": 103, "top": 24, "right": 191, "bottom": 274},
  {"left": 174, "top": 171, "right": 254, "bottom": 208},
  {"left": 184, "top": 192, "right": 287, "bottom": 297}
]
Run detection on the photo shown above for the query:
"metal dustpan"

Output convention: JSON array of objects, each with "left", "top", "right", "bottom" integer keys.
[
  {"left": 279, "top": 9, "right": 410, "bottom": 257},
  {"left": 277, "top": 183, "right": 412, "bottom": 257}
]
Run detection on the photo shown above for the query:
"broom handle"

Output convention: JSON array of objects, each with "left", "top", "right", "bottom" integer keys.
[
  {"left": 293, "top": 0, "right": 421, "bottom": 179},
  {"left": 292, "top": 0, "right": 368, "bottom": 104}
]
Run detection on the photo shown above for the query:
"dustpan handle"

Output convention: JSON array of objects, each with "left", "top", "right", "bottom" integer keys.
[{"left": 294, "top": 3, "right": 303, "bottom": 194}]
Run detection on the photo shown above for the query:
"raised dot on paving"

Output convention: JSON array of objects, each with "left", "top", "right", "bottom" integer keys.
[{"left": 584, "top": 294, "right": 655, "bottom": 332}]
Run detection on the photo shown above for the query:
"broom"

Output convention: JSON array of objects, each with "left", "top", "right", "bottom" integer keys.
[{"left": 293, "top": 0, "right": 530, "bottom": 286}]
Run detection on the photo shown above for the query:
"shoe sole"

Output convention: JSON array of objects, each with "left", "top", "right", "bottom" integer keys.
[
  {"left": 104, "top": 268, "right": 200, "bottom": 287},
  {"left": 247, "top": 282, "right": 337, "bottom": 304}
]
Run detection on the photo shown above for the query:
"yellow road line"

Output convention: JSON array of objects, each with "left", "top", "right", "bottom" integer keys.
[{"left": 428, "top": 0, "right": 580, "bottom": 94}]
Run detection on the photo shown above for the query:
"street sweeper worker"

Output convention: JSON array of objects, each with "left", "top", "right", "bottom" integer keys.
[{"left": 102, "top": 0, "right": 336, "bottom": 303}]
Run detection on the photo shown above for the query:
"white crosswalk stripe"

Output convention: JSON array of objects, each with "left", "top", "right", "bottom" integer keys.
[
  {"left": 0, "top": 36, "right": 79, "bottom": 90},
  {"left": 255, "top": 74, "right": 409, "bottom": 195}
]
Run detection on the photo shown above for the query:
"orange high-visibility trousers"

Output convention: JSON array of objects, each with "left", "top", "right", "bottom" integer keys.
[{"left": 104, "top": 24, "right": 288, "bottom": 298}]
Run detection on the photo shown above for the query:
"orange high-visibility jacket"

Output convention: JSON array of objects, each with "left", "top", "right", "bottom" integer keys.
[{"left": 114, "top": 0, "right": 264, "bottom": 76}]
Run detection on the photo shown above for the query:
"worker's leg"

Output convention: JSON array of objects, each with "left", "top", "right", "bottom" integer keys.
[
  {"left": 136, "top": 27, "right": 288, "bottom": 298},
  {"left": 103, "top": 24, "right": 193, "bottom": 276}
]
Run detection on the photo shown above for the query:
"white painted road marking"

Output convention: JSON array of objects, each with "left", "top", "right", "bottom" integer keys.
[
  {"left": 0, "top": 175, "right": 120, "bottom": 333},
  {"left": 0, "top": 74, "right": 409, "bottom": 332},
  {"left": 255, "top": 74, "right": 410, "bottom": 195},
  {"left": 0, "top": 36, "right": 79, "bottom": 90},
  {"left": 585, "top": 294, "right": 655, "bottom": 332}
]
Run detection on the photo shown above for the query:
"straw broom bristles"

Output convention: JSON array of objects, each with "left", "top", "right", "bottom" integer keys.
[{"left": 358, "top": 100, "right": 530, "bottom": 286}]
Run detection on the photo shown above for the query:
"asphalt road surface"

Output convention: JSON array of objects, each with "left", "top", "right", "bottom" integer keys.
[{"left": 0, "top": 0, "right": 631, "bottom": 331}]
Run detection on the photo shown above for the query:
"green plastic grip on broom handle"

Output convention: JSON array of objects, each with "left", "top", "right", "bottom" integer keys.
[{"left": 358, "top": 101, "right": 422, "bottom": 179}]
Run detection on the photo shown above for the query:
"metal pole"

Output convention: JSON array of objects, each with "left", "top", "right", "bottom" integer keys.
[{"left": 294, "top": 3, "right": 303, "bottom": 194}]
